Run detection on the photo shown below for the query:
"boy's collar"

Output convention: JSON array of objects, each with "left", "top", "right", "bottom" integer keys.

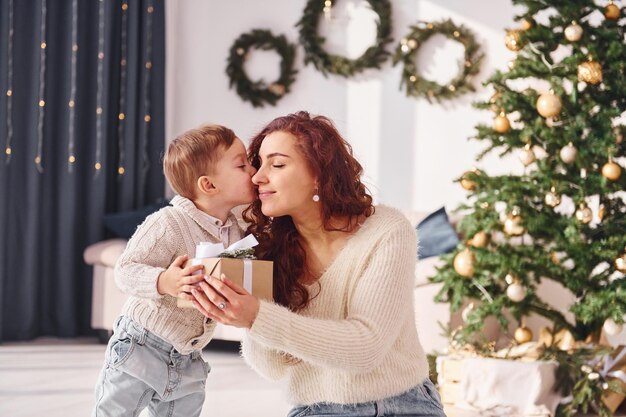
[{"left": 170, "top": 195, "right": 234, "bottom": 231}]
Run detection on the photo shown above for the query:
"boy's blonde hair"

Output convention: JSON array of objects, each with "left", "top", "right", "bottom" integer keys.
[{"left": 163, "top": 124, "right": 236, "bottom": 199}]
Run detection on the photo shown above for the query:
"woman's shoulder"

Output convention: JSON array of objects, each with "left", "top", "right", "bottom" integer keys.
[
  {"left": 370, "top": 205, "right": 412, "bottom": 226},
  {"left": 363, "top": 205, "right": 414, "bottom": 237}
]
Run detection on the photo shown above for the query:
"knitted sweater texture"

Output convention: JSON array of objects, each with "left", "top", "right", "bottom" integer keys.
[
  {"left": 115, "top": 195, "right": 243, "bottom": 354},
  {"left": 242, "top": 206, "right": 429, "bottom": 405}
]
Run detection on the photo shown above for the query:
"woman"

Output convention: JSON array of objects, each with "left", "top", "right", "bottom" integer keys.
[{"left": 190, "top": 111, "right": 446, "bottom": 417}]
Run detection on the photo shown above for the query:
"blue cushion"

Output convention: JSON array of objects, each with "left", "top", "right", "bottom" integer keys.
[
  {"left": 103, "top": 199, "right": 170, "bottom": 239},
  {"left": 416, "top": 207, "right": 460, "bottom": 259}
]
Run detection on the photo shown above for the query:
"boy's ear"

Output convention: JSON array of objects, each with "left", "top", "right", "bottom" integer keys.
[{"left": 197, "top": 176, "right": 218, "bottom": 195}]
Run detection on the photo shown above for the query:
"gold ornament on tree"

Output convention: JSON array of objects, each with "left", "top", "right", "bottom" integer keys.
[
  {"left": 519, "top": 144, "right": 536, "bottom": 166},
  {"left": 503, "top": 207, "right": 525, "bottom": 236},
  {"left": 602, "top": 159, "right": 622, "bottom": 181},
  {"left": 505, "top": 273, "right": 527, "bottom": 302},
  {"left": 544, "top": 187, "right": 561, "bottom": 208},
  {"left": 454, "top": 248, "right": 475, "bottom": 278},
  {"left": 470, "top": 231, "right": 490, "bottom": 248},
  {"left": 615, "top": 248, "right": 626, "bottom": 273},
  {"left": 578, "top": 57, "right": 603, "bottom": 84},
  {"left": 604, "top": 1, "right": 621, "bottom": 20},
  {"left": 536, "top": 91, "right": 562, "bottom": 118},
  {"left": 493, "top": 111, "right": 511, "bottom": 133},
  {"left": 559, "top": 142, "right": 578, "bottom": 164},
  {"left": 575, "top": 202, "right": 593, "bottom": 224},
  {"left": 514, "top": 325, "right": 533, "bottom": 344},
  {"left": 505, "top": 29, "right": 523, "bottom": 51},
  {"left": 460, "top": 168, "right": 480, "bottom": 191},
  {"left": 564, "top": 21, "right": 583, "bottom": 42},
  {"left": 520, "top": 18, "right": 533, "bottom": 31}
]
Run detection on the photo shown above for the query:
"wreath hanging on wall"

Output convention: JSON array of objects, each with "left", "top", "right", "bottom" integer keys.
[
  {"left": 226, "top": 29, "right": 297, "bottom": 108},
  {"left": 297, "top": 0, "right": 393, "bottom": 77},
  {"left": 392, "top": 19, "right": 484, "bottom": 102}
]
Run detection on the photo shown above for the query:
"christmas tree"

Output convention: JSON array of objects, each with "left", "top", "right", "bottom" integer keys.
[{"left": 431, "top": 0, "right": 626, "bottom": 415}]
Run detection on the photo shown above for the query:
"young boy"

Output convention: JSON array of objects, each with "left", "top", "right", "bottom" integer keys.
[{"left": 92, "top": 124, "right": 256, "bottom": 417}]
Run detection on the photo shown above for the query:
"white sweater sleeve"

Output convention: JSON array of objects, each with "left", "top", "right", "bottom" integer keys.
[
  {"left": 240, "top": 333, "right": 290, "bottom": 381},
  {"left": 114, "top": 212, "right": 179, "bottom": 299},
  {"left": 247, "top": 219, "right": 416, "bottom": 373}
]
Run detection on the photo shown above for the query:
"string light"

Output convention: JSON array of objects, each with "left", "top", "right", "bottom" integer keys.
[
  {"left": 94, "top": 0, "right": 105, "bottom": 175},
  {"left": 117, "top": 0, "right": 130, "bottom": 176},
  {"left": 142, "top": 0, "right": 155, "bottom": 180},
  {"left": 67, "top": 0, "right": 78, "bottom": 172},
  {"left": 4, "top": 0, "right": 14, "bottom": 165},
  {"left": 35, "top": 0, "right": 48, "bottom": 173}
]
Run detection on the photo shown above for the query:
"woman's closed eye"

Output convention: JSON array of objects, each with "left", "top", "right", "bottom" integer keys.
[{"left": 272, "top": 164, "right": 285, "bottom": 168}]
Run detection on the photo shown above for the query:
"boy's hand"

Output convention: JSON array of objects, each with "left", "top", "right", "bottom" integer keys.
[{"left": 156, "top": 255, "right": 205, "bottom": 298}]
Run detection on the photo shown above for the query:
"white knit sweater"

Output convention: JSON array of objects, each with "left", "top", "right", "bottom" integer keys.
[
  {"left": 114, "top": 195, "right": 243, "bottom": 354},
  {"left": 241, "top": 206, "right": 429, "bottom": 405}
]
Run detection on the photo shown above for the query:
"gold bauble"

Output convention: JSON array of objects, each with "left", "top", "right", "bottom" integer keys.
[
  {"left": 605, "top": 2, "right": 621, "bottom": 20},
  {"left": 598, "top": 205, "right": 606, "bottom": 221},
  {"left": 544, "top": 187, "right": 561, "bottom": 208},
  {"left": 519, "top": 144, "right": 536, "bottom": 166},
  {"left": 564, "top": 21, "right": 583, "bottom": 42},
  {"left": 489, "top": 92, "right": 501, "bottom": 112},
  {"left": 536, "top": 91, "right": 562, "bottom": 118},
  {"left": 507, "top": 59, "right": 517, "bottom": 70},
  {"left": 505, "top": 29, "right": 523, "bottom": 51},
  {"left": 520, "top": 18, "right": 533, "bottom": 31},
  {"left": 460, "top": 170, "right": 478, "bottom": 191},
  {"left": 575, "top": 203, "right": 593, "bottom": 224},
  {"left": 504, "top": 212, "right": 525, "bottom": 236},
  {"left": 601, "top": 161, "right": 622, "bottom": 181},
  {"left": 493, "top": 113, "right": 511, "bottom": 133},
  {"left": 471, "top": 231, "right": 490, "bottom": 248},
  {"left": 615, "top": 126, "right": 624, "bottom": 144},
  {"left": 578, "top": 59, "right": 603, "bottom": 84},
  {"left": 453, "top": 248, "right": 475, "bottom": 278},
  {"left": 615, "top": 249, "right": 626, "bottom": 273},
  {"left": 514, "top": 326, "right": 533, "bottom": 344}
]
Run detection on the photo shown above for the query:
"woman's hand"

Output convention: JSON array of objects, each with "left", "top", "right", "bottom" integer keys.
[{"left": 190, "top": 274, "right": 261, "bottom": 329}]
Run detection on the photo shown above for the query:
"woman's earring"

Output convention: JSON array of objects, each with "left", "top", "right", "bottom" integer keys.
[{"left": 312, "top": 194, "right": 320, "bottom": 202}]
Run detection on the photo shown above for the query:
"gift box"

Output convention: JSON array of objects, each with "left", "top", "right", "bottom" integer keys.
[
  {"left": 177, "top": 257, "right": 273, "bottom": 308},
  {"left": 437, "top": 357, "right": 464, "bottom": 405},
  {"left": 177, "top": 236, "right": 273, "bottom": 308},
  {"left": 436, "top": 355, "right": 563, "bottom": 415},
  {"left": 601, "top": 345, "right": 626, "bottom": 413}
]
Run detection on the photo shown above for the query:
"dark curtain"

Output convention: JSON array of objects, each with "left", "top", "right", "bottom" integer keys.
[{"left": 0, "top": 0, "right": 165, "bottom": 341}]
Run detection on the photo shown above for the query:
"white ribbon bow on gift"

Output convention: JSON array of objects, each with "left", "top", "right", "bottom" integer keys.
[
  {"left": 601, "top": 346, "right": 626, "bottom": 385},
  {"left": 192, "top": 235, "right": 259, "bottom": 293}
]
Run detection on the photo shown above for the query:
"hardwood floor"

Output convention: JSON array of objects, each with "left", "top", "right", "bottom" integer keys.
[{"left": 0, "top": 338, "right": 290, "bottom": 417}]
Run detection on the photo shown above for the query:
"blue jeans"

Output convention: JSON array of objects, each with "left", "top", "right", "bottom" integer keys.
[
  {"left": 287, "top": 379, "right": 446, "bottom": 417},
  {"left": 92, "top": 316, "right": 210, "bottom": 417}
]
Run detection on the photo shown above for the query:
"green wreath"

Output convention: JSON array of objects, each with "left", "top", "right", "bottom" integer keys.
[
  {"left": 297, "top": 0, "right": 392, "bottom": 77},
  {"left": 392, "top": 19, "right": 484, "bottom": 102},
  {"left": 226, "top": 29, "right": 297, "bottom": 108}
]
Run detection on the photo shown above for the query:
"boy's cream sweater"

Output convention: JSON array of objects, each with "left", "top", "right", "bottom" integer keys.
[
  {"left": 242, "top": 206, "right": 429, "bottom": 405},
  {"left": 114, "top": 195, "right": 243, "bottom": 354}
]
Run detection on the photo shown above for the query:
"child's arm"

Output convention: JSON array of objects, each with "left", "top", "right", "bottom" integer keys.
[{"left": 114, "top": 212, "right": 202, "bottom": 299}]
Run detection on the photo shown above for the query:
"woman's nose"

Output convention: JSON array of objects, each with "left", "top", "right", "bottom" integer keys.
[
  {"left": 248, "top": 165, "right": 257, "bottom": 176},
  {"left": 251, "top": 168, "right": 265, "bottom": 185}
]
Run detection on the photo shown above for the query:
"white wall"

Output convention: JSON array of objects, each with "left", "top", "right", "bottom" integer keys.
[{"left": 165, "top": 0, "right": 522, "bottom": 212}]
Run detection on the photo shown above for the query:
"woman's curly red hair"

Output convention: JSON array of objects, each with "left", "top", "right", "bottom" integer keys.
[{"left": 243, "top": 111, "right": 374, "bottom": 311}]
